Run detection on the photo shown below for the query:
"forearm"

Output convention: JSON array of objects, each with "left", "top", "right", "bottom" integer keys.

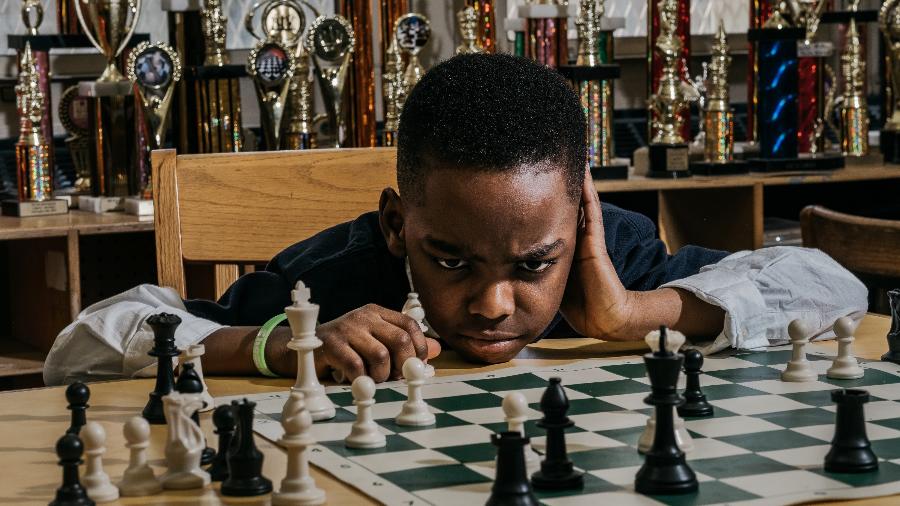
[
  {"left": 617, "top": 287, "right": 724, "bottom": 341},
  {"left": 201, "top": 326, "right": 297, "bottom": 377}
]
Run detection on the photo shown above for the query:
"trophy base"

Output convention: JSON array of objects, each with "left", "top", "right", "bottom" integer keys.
[
  {"left": 690, "top": 160, "right": 750, "bottom": 176},
  {"left": 590, "top": 164, "right": 629, "bottom": 180},
  {"left": 125, "top": 197, "right": 154, "bottom": 216},
  {"left": 1, "top": 199, "right": 69, "bottom": 217},
  {"left": 648, "top": 143, "right": 691, "bottom": 178},
  {"left": 78, "top": 196, "right": 125, "bottom": 214},
  {"left": 748, "top": 154, "right": 844, "bottom": 173},
  {"left": 518, "top": 4, "right": 568, "bottom": 18},
  {"left": 78, "top": 80, "right": 133, "bottom": 98},
  {"left": 881, "top": 130, "right": 900, "bottom": 164}
]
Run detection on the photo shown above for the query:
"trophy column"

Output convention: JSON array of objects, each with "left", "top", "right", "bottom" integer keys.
[
  {"left": 467, "top": 0, "right": 497, "bottom": 53},
  {"left": 505, "top": 18, "right": 527, "bottom": 57},
  {"left": 340, "top": 0, "right": 377, "bottom": 147},
  {"left": 519, "top": 2, "right": 569, "bottom": 68},
  {"left": 648, "top": 0, "right": 691, "bottom": 143},
  {"left": 748, "top": 0, "right": 776, "bottom": 147}
]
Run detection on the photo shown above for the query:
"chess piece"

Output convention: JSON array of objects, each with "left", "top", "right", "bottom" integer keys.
[
  {"left": 487, "top": 432, "right": 539, "bottom": 506},
  {"left": 175, "top": 362, "right": 216, "bottom": 465},
  {"left": 143, "top": 313, "right": 182, "bottom": 424},
  {"left": 782, "top": 319, "right": 818, "bottom": 382},
  {"left": 182, "top": 344, "right": 214, "bottom": 412},
  {"left": 285, "top": 281, "right": 336, "bottom": 421},
  {"left": 66, "top": 381, "right": 90, "bottom": 435},
  {"left": 827, "top": 317, "right": 865, "bottom": 380},
  {"left": 117, "top": 417, "right": 161, "bottom": 496},
  {"left": 273, "top": 392, "right": 326, "bottom": 505},
  {"left": 222, "top": 399, "right": 273, "bottom": 496},
  {"left": 502, "top": 391, "right": 539, "bottom": 471},
  {"left": 80, "top": 422, "right": 119, "bottom": 502},
  {"left": 345, "top": 376, "right": 386, "bottom": 449},
  {"left": 402, "top": 292, "right": 434, "bottom": 378},
  {"left": 639, "top": 329, "right": 694, "bottom": 453},
  {"left": 678, "top": 349, "right": 714, "bottom": 417},
  {"left": 635, "top": 327, "right": 698, "bottom": 495},
  {"left": 49, "top": 433, "right": 94, "bottom": 506},
  {"left": 160, "top": 393, "right": 211, "bottom": 489},
  {"left": 395, "top": 357, "right": 436, "bottom": 426},
  {"left": 530, "top": 377, "right": 583, "bottom": 490},
  {"left": 882, "top": 289, "right": 900, "bottom": 364},
  {"left": 209, "top": 405, "right": 237, "bottom": 482},
  {"left": 824, "top": 389, "right": 878, "bottom": 473}
]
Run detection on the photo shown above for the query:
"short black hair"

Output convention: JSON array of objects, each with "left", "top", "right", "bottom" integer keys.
[{"left": 397, "top": 53, "right": 586, "bottom": 204}]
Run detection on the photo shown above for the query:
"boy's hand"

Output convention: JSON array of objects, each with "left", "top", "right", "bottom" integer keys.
[
  {"left": 559, "top": 169, "right": 637, "bottom": 340},
  {"left": 313, "top": 304, "right": 441, "bottom": 383}
]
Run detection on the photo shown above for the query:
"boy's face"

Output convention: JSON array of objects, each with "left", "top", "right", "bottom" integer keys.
[{"left": 381, "top": 165, "right": 579, "bottom": 363}]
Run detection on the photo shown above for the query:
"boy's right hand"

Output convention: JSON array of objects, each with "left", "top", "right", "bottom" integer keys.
[{"left": 313, "top": 304, "right": 440, "bottom": 383}]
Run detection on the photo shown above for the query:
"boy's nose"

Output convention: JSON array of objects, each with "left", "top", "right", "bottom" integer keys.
[{"left": 468, "top": 281, "right": 515, "bottom": 321}]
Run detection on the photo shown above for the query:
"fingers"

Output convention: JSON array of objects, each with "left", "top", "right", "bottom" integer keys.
[
  {"left": 426, "top": 337, "right": 442, "bottom": 360},
  {"left": 377, "top": 308, "right": 429, "bottom": 360}
]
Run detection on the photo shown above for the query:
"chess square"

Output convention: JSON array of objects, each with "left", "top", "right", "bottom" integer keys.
[
  {"left": 758, "top": 444, "right": 832, "bottom": 467},
  {"left": 792, "top": 422, "right": 900, "bottom": 442},
  {"left": 701, "top": 383, "right": 769, "bottom": 401},
  {"left": 465, "top": 373, "right": 549, "bottom": 392},
  {"left": 600, "top": 392, "right": 650, "bottom": 411},
  {"left": 595, "top": 426, "right": 647, "bottom": 447},
  {"left": 326, "top": 387, "right": 406, "bottom": 407},
  {"left": 568, "top": 445, "right": 645, "bottom": 471},
  {"left": 400, "top": 424, "right": 496, "bottom": 448},
  {"left": 381, "top": 412, "right": 469, "bottom": 433},
  {"left": 391, "top": 381, "right": 485, "bottom": 400},
  {"left": 710, "top": 394, "right": 813, "bottom": 415},
  {"left": 718, "top": 429, "right": 826, "bottom": 453},
  {"left": 707, "top": 365, "right": 786, "bottom": 383},
  {"left": 532, "top": 430, "right": 625, "bottom": 454},
  {"left": 781, "top": 389, "right": 841, "bottom": 407},
  {"left": 686, "top": 437, "right": 751, "bottom": 461},
  {"left": 858, "top": 383, "right": 900, "bottom": 401},
  {"left": 345, "top": 400, "right": 442, "bottom": 420},
  {"left": 699, "top": 356, "right": 765, "bottom": 371},
  {"left": 756, "top": 407, "right": 838, "bottom": 429},
  {"left": 318, "top": 434, "right": 421, "bottom": 458},
  {"left": 427, "top": 393, "right": 505, "bottom": 412},
  {"left": 416, "top": 482, "right": 493, "bottom": 504},
  {"left": 380, "top": 463, "right": 491, "bottom": 492},
  {"left": 531, "top": 397, "right": 624, "bottom": 416},
  {"left": 541, "top": 492, "right": 665, "bottom": 506},
  {"left": 481, "top": 418, "right": 572, "bottom": 439},
  {"left": 821, "top": 369, "right": 900, "bottom": 388},
  {"left": 822, "top": 400, "right": 900, "bottom": 422},
  {"left": 349, "top": 448, "right": 458, "bottom": 473},
  {"left": 685, "top": 415, "right": 783, "bottom": 438},
  {"left": 450, "top": 405, "right": 540, "bottom": 425},
  {"left": 570, "top": 410, "right": 649, "bottom": 431},
  {"left": 689, "top": 453, "right": 794, "bottom": 479},
  {"left": 741, "top": 379, "right": 837, "bottom": 394},
  {"left": 493, "top": 386, "right": 590, "bottom": 404},
  {"left": 309, "top": 421, "right": 393, "bottom": 443},
  {"left": 438, "top": 442, "right": 498, "bottom": 464},
  {"left": 567, "top": 379, "right": 650, "bottom": 397},
  {"left": 633, "top": 372, "right": 730, "bottom": 390},
  {"left": 598, "top": 363, "right": 648, "bottom": 379},
  {"left": 533, "top": 365, "right": 627, "bottom": 384},
  {"left": 532, "top": 474, "right": 622, "bottom": 500},
  {"left": 721, "top": 469, "right": 850, "bottom": 497},
  {"left": 811, "top": 461, "right": 900, "bottom": 488}
]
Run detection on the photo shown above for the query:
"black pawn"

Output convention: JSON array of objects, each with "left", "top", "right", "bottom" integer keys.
[
  {"left": 487, "top": 432, "right": 539, "bottom": 506},
  {"left": 678, "top": 350, "right": 714, "bottom": 418},
  {"left": 825, "top": 389, "right": 878, "bottom": 473},
  {"left": 142, "top": 313, "right": 181, "bottom": 424},
  {"left": 208, "top": 404, "right": 236, "bottom": 481},
  {"left": 882, "top": 289, "right": 900, "bottom": 364},
  {"left": 221, "top": 399, "right": 273, "bottom": 496},
  {"left": 49, "top": 433, "right": 94, "bottom": 506},
  {"left": 635, "top": 327, "right": 698, "bottom": 495},
  {"left": 530, "top": 377, "right": 583, "bottom": 490},
  {"left": 176, "top": 362, "right": 216, "bottom": 465},
  {"left": 65, "top": 382, "right": 90, "bottom": 435}
]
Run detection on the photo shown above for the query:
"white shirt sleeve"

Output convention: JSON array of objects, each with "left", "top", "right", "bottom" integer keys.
[
  {"left": 660, "top": 246, "right": 869, "bottom": 354},
  {"left": 43, "top": 284, "right": 224, "bottom": 386}
]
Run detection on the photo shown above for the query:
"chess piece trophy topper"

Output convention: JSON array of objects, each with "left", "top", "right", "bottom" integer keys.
[
  {"left": 22, "top": 0, "right": 44, "bottom": 35},
  {"left": 880, "top": 0, "right": 900, "bottom": 163},
  {"left": 647, "top": 0, "right": 693, "bottom": 178},
  {"left": 127, "top": 41, "right": 182, "bottom": 200},
  {"left": 456, "top": 6, "right": 484, "bottom": 55},
  {"left": 75, "top": 0, "right": 142, "bottom": 83},
  {"left": 248, "top": 40, "right": 297, "bottom": 150},
  {"left": 395, "top": 13, "right": 431, "bottom": 92},
  {"left": 305, "top": 15, "right": 356, "bottom": 149},
  {"left": 841, "top": 19, "right": 868, "bottom": 157}
]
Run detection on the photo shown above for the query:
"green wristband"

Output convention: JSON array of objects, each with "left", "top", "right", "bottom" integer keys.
[{"left": 253, "top": 313, "right": 287, "bottom": 378}]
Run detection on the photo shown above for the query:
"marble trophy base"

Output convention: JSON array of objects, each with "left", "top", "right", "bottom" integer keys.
[
  {"left": 78, "top": 80, "right": 133, "bottom": 98},
  {"left": 748, "top": 154, "right": 844, "bottom": 173},
  {"left": 881, "top": 130, "right": 900, "bottom": 164},
  {"left": 648, "top": 143, "right": 691, "bottom": 178},
  {"left": 1, "top": 199, "right": 69, "bottom": 217},
  {"left": 690, "top": 160, "right": 750, "bottom": 176},
  {"left": 591, "top": 164, "right": 629, "bottom": 180},
  {"left": 125, "top": 197, "right": 154, "bottom": 216},
  {"left": 518, "top": 4, "right": 568, "bottom": 18},
  {"left": 78, "top": 196, "right": 125, "bottom": 214}
]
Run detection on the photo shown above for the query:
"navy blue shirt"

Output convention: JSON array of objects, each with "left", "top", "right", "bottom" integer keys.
[{"left": 184, "top": 206, "right": 729, "bottom": 336}]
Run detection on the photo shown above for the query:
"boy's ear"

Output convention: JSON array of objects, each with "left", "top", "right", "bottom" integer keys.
[{"left": 378, "top": 187, "right": 407, "bottom": 257}]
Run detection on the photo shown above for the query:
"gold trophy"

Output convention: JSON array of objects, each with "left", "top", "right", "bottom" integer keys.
[
  {"left": 248, "top": 40, "right": 297, "bottom": 150},
  {"left": 75, "top": 0, "right": 142, "bottom": 83},
  {"left": 305, "top": 15, "right": 356, "bottom": 148},
  {"left": 395, "top": 13, "right": 431, "bottom": 91},
  {"left": 647, "top": 0, "right": 692, "bottom": 178},
  {"left": 126, "top": 41, "right": 182, "bottom": 214},
  {"left": 841, "top": 19, "right": 868, "bottom": 157},
  {"left": 456, "top": 6, "right": 484, "bottom": 55},
  {"left": 382, "top": 38, "right": 405, "bottom": 147},
  {"left": 58, "top": 86, "right": 93, "bottom": 194},
  {"left": 5, "top": 44, "right": 67, "bottom": 217},
  {"left": 22, "top": 0, "right": 43, "bottom": 35},
  {"left": 880, "top": 0, "right": 900, "bottom": 162},
  {"left": 202, "top": 0, "right": 228, "bottom": 66}
]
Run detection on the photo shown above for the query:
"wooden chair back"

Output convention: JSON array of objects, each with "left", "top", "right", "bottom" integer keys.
[
  {"left": 800, "top": 205, "right": 900, "bottom": 277},
  {"left": 152, "top": 148, "right": 397, "bottom": 298}
]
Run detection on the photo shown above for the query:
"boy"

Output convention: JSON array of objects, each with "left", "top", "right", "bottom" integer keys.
[{"left": 45, "top": 54, "right": 867, "bottom": 386}]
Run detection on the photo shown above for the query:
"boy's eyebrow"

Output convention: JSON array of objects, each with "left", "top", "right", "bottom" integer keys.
[
  {"left": 423, "top": 236, "right": 468, "bottom": 257},
  {"left": 517, "top": 239, "right": 564, "bottom": 260}
]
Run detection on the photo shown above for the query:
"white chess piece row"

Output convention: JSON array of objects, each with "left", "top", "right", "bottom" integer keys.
[{"left": 782, "top": 316, "right": 864, "bottom": 382}]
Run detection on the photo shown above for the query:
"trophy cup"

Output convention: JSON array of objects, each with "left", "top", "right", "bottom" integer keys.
[
  {"left": 841, "top": 19, "right": 868, "bottom": 157},
  {"left": 690, "top": 23, "right": 748, "bottom": 175},
  {"left": 519, "top": 0, "right": 569, "bottom": 67},
  {"left": 648, "top": 0, "right": 691, "bottom": 143},
  {"left": 248, "top": 40, "right": 297, "bottom": 150},
  {"left": 457, "top": 6, "right": 485, "bottom": 55},
  {"left": 647, "top": 0, "right": 692, "bottom": 178},
  {"left": 75, "top": 0, "right": 142, "bottom": 84},
  {"left": 22, "top": 0, "right": 43, "bottom": 35},
  {"left": 880, "top": 0, "right": 900, "bottom": 163},
  {"left": 395, "top": 13, "right": 431, "bottom": 92},
  {"left": 382, "top": 38, "right": 405, "bottom": 147},
  {"left": 559, "top": 0, "right": 626, "bottom": 179},
  {"left": 58, "top": 86, "right": 93, "bottom": 195},
  {"left": 126, "top": 41, "right": 182, "bottom": 215},
  {"left": 4, "top": 44, "right": 68, "bottom": 217},
  {"left": 306, "top": 15, "right": 356, "bottom": 148}
]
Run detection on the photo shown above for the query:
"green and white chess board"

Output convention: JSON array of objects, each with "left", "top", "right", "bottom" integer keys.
[{"left": 218, "top": 344, "right": 900, "bottom": 505}]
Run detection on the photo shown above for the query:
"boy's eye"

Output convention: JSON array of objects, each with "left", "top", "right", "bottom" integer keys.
[
  {"left": 435, "top": 258, "right": 469, "bottom": 270},
  {"left": 517, "top": 260, "right": 555, "bottom": 273}
]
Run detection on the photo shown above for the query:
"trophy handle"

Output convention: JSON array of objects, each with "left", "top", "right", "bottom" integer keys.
[
  {"left": 115, "top": 0, "right": 143, "bottom": 58},
  {"left": 245, "top": 1, "right": 264, "bottom": 41},
  {"left": 74, "top": 0, "right": 103, "bottom": 56}
]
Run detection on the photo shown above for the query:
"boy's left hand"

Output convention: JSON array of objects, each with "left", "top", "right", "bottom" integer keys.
[{"left": 559, "top": 169, "right": 636, "bottom": 340}]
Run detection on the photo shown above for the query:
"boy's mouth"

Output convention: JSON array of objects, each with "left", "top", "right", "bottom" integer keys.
[
  {"left": 460, "top": 330, "right": 521, "bottom": 342},
  {"left": 449, "top": 331, "right": 531, "bottom": 363}
]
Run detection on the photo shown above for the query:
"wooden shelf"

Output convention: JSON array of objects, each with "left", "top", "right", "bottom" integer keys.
[
  {"left": 0, "top": 339, "right": 44, "bottom": 378},
  {"left": 0, "top": 210, "right": 154, "bottom": 241}
]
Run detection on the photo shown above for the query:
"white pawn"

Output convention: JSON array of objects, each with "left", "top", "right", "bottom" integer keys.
[
  {"left": 273, "top": 391, "right": 326, "bottom": 506},
  {"left": 395, "top": 357, "right": 436, "bottom": 426},
  {"left": 402, "top": 292, "right": 435, "bottom": 378},
  {"left": 638, "top": 329, "right": 694, "bottom": 454},
  {"left": 345, "top": 376, "right": 386, "bottom": 449},
  {"left": 782, "top": 319, "right": 818, "bottom": 382},
  {"left": 80, "top": 421, "right": 120, "bottom": 502},
  {"left": 502, "top": 392, "right": 539, "bottom": 471},
  {"left": 827, "top": 317, "right": 865, "bottom": 380},
  {"left": 117, "top": 416, "right": 161, "bottom": 496},
  {"left": 182, "top": 344, "right": 214, "bottom": 412}
]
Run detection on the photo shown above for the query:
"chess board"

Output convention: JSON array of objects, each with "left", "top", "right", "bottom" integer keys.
[{"left": 217, "top": 344, "right": 900, "bottom": 506}]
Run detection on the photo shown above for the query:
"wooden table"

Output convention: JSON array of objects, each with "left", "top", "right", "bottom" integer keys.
[{"left": 0, "top": 314, "right": 893, "bottom": 505}]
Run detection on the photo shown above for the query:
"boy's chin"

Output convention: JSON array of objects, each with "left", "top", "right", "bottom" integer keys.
[{"left": 445, "top": 333, "right": 532, "bottom": 364}]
